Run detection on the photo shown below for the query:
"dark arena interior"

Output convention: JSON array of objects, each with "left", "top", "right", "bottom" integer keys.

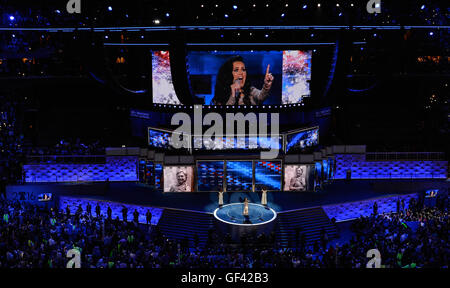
[{"left": 0, "top": 0, "right": 448, "bottom": 280}]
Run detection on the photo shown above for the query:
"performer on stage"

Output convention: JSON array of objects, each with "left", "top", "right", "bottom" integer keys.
[
  {"left": 261, "top": 188, "right": 268, "bottom": 206},
  {"left": 218, "top": 188, "right": 224, "bottom": 207},
  {"left": 243, "top": 198, "right": 249, "bottom": 216}
]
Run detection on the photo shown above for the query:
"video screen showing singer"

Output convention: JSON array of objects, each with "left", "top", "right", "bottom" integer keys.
[{"left": 212, "top": 56, "right": 274, "bottom": 105}]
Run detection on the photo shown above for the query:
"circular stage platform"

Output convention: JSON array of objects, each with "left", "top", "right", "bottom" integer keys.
[
  {"left": 213, "top": 203, "right": 277, "bottom": 240},
  {"left": 214, "top": 203, "right": 277, "bottom": 225}
]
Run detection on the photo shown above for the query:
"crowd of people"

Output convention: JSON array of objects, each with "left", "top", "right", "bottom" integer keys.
[
  {"left": 0, "top": 90, "right": 25, "bottom": 185},
  {"left": 0, "top": 194, "right": 447, "bottom": 268}
]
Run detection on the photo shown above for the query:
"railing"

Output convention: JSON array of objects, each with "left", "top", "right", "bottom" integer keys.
[
  {"left": 365, "top": 152, "right": 446, "bottom": 161},
  {"left": 26, "top": 155, "right": 106, "bottom": 164}
]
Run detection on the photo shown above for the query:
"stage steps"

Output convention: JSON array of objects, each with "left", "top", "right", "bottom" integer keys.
[
  {"left": 157, "top": 209, "right": 215, "bottom": 247},
  {"left": 275, "top": 207, "right": 339, "bottom": 248}
]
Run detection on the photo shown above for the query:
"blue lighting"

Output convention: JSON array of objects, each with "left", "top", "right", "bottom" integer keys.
[
  {"left": 281, "top": 13, "right": 285, "bottom": 17},
  {"left": 108, "top": 6, "right": 112, "bottom": 11},
  {"left": 429, "top": 31, "right": 433, "bottom": 36},
  {"left": 339, "top": 12, "right": 342, "bottom": 16},
  {"left": 55, "top": 10, "right": 61, "bottom": 14},
  {"left": 233, "top": 5, "right": 237, "bottom": 10},
  {"left": 9, "top": 16, "right": 15, "bottom": 21},
  {"left": 421, "top": 5, "right": 425, "bottom": 10},
  {"left": 166, "top": 13, "right": 170, "bottom": 17},
  {"left": 224, "top": 14, "right": 229, "bottom": 18},
  {"left": 303, "top": 5, "right": 307, "bottom": 9}
]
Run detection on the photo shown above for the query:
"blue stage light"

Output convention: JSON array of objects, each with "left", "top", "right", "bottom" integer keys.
[
  {"left": 303, "top": 5, "right": 307, "bottom": 9},
  {"left": 281, "top": 13, "right": 285, "bottom": 17},
  {"left": 421, "top": 5, "right": 425, "bottom": 10},
  {"left": 108, "top": 6, "right": 112, "bottom": 11},
  {"left": 224, "top": 14, "right": 229, "bottom": 18},
  {"left": 9, "top": 16, "right": 15, "bottom": 21},
  {"left": 233, "top": 5, "right": 237, "bottom": 10},
  {"left": 429, "top": 31, "right": 433, "bottom": 36}
]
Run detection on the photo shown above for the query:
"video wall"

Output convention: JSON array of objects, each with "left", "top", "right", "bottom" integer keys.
[
  {"left": 226, "top": 161, "right": 254, "bottom": 191},
  {"left": 283, "top": 164, "right": 314, "bottom": 191},
  {"left": 152, "top": 50, "right": 312, "bottom": 105},
  {"left": 193, "top": 135, "right": 283, "bottom": 151},
  {"left": 285, "top": 126, "right": 319, "bottom": 153},
  {"left": 148, "top": 127, "right": 190, "bottom": 151},
  {"left": 197, "top": 161, "right": 225, "bottom": 192},
  {"left": 163, "top": 165, "right": 195, "bottom": 192},
  {"left": 254, "top": 161, "right": 282, "bottom": 191},
  {"left": 141, "top": 160, "right": 319, "bottom": 192}
]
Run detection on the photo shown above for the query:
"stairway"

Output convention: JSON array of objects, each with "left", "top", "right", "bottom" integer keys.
[
  {"left": 275, "top": 207, "right": 339, "bottom": 248},
  {"left": 157, "top": 209, "right": 215, "bottom": 247}
]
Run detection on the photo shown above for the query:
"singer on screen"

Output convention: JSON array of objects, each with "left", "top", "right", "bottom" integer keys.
[{"left": 212, "top": 56, "right": 274, "bottom": 105}]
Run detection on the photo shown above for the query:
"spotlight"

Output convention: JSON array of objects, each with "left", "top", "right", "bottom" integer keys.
[
  {"left": 108, "top": 6, "right": 112, "bottom": 11},
  {"left": 9, "top": 16, "right": 14, "bottom": 21},
  {"left": 339, "top": 12, "right": 342, "bottom": 16},
  {"left": 310, "top": 33, "right": 314, "bottom": 37},
  {"left": 154, "top": 19, "right": 160, "bottom": 24},
  {"left": 317, "top": 3, "right": 321, "bottom": 8},
  {"left": 265, "top": 34, "right": 269, "bottom": 38},
  {"left": 421, "top": 5, "right": 425, "bottom": 10},
  {"left": 281, "top": 13, "right": 285, "bottom": 17},
  {"left": 303, "top": 5, "right": 307, "bottom": 9},
  {"left": 224, "top": 14, "right": 229, "bottom": 18},
  {"left": 429, "top": 31, "right": 433, "bottom": 36},
  {"left": 336, "top": 3, "right": 340, "bottom": 7},
  {"left": 166, "top": 13, "right": 170, "bottom": 17},
  {"left": 55, "top": 10, "right": 61, "bottom": 14},
  {"left": 233, "top": 5, "right": 237, "bottom": 10}
]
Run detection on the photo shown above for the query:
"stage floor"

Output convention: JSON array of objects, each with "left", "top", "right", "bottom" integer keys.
[
  {"left": 7, "top": 179, "right": 448, "bottom": 213},
  {"left": 214, "top": 203, "right": 277, "bottom": 225}
]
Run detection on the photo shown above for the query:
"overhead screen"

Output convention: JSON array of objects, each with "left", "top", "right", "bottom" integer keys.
[
  {"left": 193, "top": 135, "right": 282, "bottom": 151},
  {"left": 285, "top": 127, "right": 319, "bottom": 153},
  {"left": 152, "top": 50, "right": 312, "bottom": 105},
  {"left": 148, "top": 127, "right": 190, "bottom": 151}
]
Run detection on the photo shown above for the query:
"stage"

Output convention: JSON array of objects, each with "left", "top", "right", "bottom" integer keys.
[{"left": 6, "top": 179, "right": 448, "bottom": 213}]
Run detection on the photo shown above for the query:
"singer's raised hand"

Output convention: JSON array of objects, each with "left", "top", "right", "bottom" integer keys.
[{"left": 264, "top": 64, "right": 274, "bottom": 88}]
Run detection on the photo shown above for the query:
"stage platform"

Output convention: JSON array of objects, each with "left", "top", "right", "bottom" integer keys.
[{"left": 6, "top": 179, "right": 448, "bottom": 213}]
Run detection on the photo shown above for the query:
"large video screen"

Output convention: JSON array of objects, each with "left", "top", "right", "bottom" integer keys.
[
  {"left": 152, "top": 50, "right": 312, "bottom": 105},
  {"left": 254, "top": 161, "right": 282, "bottom": 191},
  {"left": 283, "top": 165, "right": 312, "bottom": 192},
  {"left": 163, "top": 166, "right": 195, "bottom": 192},
  {"left": 148, "top": 127, "right": 172, "bottom": 149},
  {"left": 193, "top": 135, "right": 282, "bottom": 151},
  {"left": 285, "top": 127, "right": 319, "bottom": 153},
  {"left": 151, "top": 51, "right": 181, "bottom": 105},
  {"left": 148, "top": 127, "right": 189, "bottom": 151},
  {"left": 226, "top": 161, "right": 253, "bottom": 191},
  {"left": 197, "top": 161, "right": 225, "bottom": 191}
]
